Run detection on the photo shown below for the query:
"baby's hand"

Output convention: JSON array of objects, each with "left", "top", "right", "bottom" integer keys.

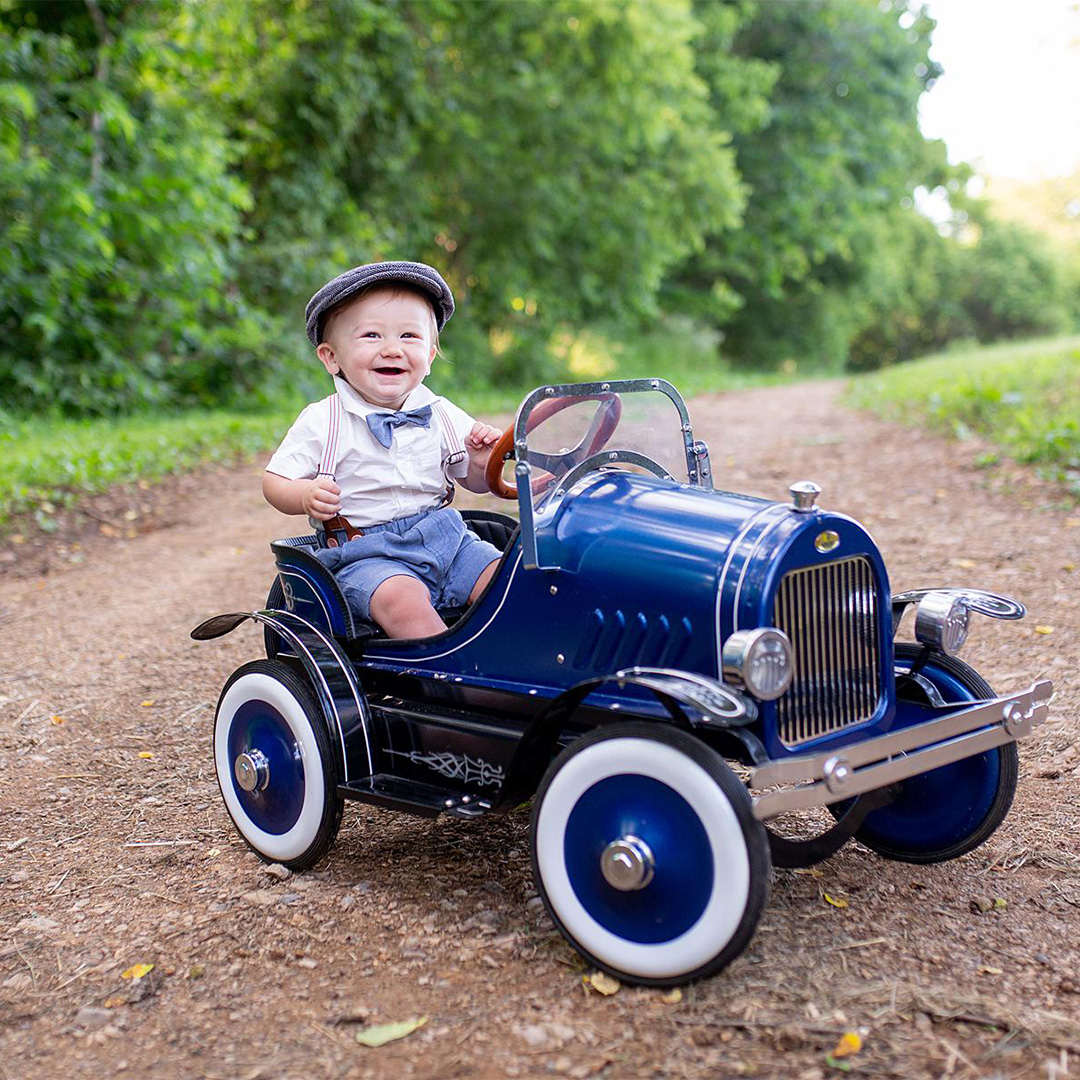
[
  {"left": 302, "top": 476, "right": 342, "bottom": 521},
  {"left": 465, "top": 422, "right": 501, "bottom": 464}
]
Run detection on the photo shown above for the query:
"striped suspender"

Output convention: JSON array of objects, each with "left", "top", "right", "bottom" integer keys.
[
  {"left": 318, "top": 394, "right": 344, "bottom": 480},
  {"left": 432, "top": 399, "right": 466, "bottom": 507}
]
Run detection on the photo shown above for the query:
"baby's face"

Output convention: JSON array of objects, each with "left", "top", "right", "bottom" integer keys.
[{"left": 317, "top": 287, "right": 437, "bottom": 410}]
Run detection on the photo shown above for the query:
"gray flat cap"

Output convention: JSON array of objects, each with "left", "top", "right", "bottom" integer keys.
[{"left": 305, "top": 260, "right": 455, "bottom": 346}]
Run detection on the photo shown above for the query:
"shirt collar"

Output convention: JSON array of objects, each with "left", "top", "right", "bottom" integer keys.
[{"left": 334, "top": 378, "right": 437, "bottom": 417}]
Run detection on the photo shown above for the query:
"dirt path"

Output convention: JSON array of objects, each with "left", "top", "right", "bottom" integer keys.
[{"left": 2, "top": 380, "right": 1078, "bottom": 1080}]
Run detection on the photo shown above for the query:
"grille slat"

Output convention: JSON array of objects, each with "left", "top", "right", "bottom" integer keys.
[{"left": 773, "top": 556, "right": 884, "bottom": 746}]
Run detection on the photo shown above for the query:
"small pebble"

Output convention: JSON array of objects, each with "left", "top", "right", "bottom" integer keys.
[
  {"left": 75, "top": 1006, "right": 112, "bottom": 1029},
  {"left": 263, "top": 863, "right": 291, "bottom": 881}
]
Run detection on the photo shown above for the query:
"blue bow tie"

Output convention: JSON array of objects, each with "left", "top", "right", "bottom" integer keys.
[{"left": 365, "top": 404, "right": 433, "bottom": 448}]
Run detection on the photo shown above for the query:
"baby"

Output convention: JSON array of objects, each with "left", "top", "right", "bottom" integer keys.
[{"left": 263, "top": 261, "right": 503, "bottom": 640}]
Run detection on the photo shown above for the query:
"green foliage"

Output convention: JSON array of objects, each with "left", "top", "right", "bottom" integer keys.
[
  {"left": 0, "top": 3, "right": 280, "bottom": 415},
  {"left": 191, "top": 0, "right": 752, "bottom": 386},
  {"left": 2, "top": 0, "right": 1076, "bottom": 430},
  {"left": 847, "top": 335, "right": 1080, "bottom": 493},
  {"left": 957, "top": 219, "right": 1074, "bottom": 343},
  {"left": 670, "top": 0, "right": 947, "bottom": 371}
]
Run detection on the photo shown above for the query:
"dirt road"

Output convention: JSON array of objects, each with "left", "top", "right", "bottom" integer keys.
[{"left": 2, "top": 380, "right": 1077, "bottom": 1079}]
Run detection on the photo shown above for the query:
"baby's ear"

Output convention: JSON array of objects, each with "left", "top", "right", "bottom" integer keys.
[{"left": 316, "top": 343, "right": 339, "bottom": 375}]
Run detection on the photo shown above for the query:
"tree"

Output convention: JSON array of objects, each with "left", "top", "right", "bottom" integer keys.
[
  {"left": 670, "top": 0, "right": 946, "bottom": 371},
  {"left": 0, "top": 0, "right": 258, "bottom": 415}
]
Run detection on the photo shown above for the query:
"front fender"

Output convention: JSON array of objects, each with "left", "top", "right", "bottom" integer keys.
[
  {"left": 192, "top": 609, "right": 372, "bottom": 782},
  {"left": 495, "top": 668, "right": 757, "bottom": 808}
]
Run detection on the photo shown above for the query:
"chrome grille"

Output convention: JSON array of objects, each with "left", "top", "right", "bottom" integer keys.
[{"left": 772, "top": 556, "right": 883, "bottom": 746}]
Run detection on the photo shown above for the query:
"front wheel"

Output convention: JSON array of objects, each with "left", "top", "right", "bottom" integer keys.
[
  {"left": 213, "top": 659, "right": 343, "bottom": 870},
  {"left": 840, "top": 643, "right": 1018, "bottom": 864},
  {"left": 531, "top": 723, "right": 770, "bottom": 986}
]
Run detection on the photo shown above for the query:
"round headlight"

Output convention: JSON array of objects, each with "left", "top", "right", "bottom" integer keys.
[
  {"left": 722, "top": 628, "right": 794, "bottom": 701},
  {"left": 914, "top": 591, "right": 970, "bottom": 656}
]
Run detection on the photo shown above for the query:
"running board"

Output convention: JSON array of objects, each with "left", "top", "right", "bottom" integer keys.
[{"left": 339, "top": 775, "right": 494, "bottom": 819}]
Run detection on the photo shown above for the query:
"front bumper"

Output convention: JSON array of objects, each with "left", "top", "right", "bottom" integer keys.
[{"left": 750, "top": 679, "right": 1053, "bottom": 821}]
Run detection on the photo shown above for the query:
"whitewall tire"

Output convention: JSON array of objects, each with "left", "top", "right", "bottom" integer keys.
[
  {"left": 531, "top": 722, "right": 770, "bottom": 985},
  {"left": 214, "top": 660, "right": 343, "bottom": 870}
]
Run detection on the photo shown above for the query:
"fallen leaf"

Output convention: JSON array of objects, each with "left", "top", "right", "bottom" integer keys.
[
  {"left": 188, "top": 965, "right": 205, "bottom": 980},
  {"left": 138, "top": 751, "right": 154, "bottom": 759},
  {"left": 1064, "top": 563, "right": 1076, "bottom": 573},
  {"left": 1034, "top": 626, "right": 1054, "bottom": 635},
  {"left": 140, "top": 700, "right": 155, "bottom": 707},
  {"left": 993, "top": 897, "right": 1007, "bottom": 910},
  {"left": 660, "top": 988, "right": 683, "bottom": 1004},
  {"left": 978, "top": 965, "right": 1003, "bottom": 975},
  {"left": 120, "top": 963, "right": 154, "bottom": 980},
  {"left": 50, "top": 715, "right": 64, "bottom": 725},
  {"left": 355, "top": 1017, "right": 428, "bottom": 1047},
  {"left": 953, "top": 558, "right": 976, "bottom": 569},
  {"left": 831, "top": 1031, "right": 863, "bottom": 1058},
  {"left": 103, "top": 996, "right": 127, "bottom": 1009},
  {"left": 584, "top": 971, "right": 621, "bottom": 996},
  {"left": 824, "top": 893, "right": 848, "bottom": 909}
]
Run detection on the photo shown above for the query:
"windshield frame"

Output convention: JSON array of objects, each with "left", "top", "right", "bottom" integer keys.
[{"left": 512, "top": 378, "right": 712, "bottom": 570}]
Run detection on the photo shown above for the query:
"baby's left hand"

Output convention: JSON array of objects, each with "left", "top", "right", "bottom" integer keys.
[{"left": 465, "top": 422, "right": 501, "bottom": 464}]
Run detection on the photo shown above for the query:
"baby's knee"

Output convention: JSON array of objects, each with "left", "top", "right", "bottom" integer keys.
[{"left": 369, "top": 574, "right": 434, "bottom": 620}]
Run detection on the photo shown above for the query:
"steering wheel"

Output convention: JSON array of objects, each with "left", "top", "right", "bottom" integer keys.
[{"left": 485, "top": 393, "right": 623, "bottom": 500}]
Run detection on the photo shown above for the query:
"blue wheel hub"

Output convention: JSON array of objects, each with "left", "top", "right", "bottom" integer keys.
[
  {"left": 227, "top": 699, "right": 305, "bottom": 834},
  {"left": 857, "top": 750, "right": 1000, "bottom": 852},
  {"left": 563, "top": 774, "right": 714, "bottom": 943},
  {"left": 859, "top": 661, "right": 1001, "bottom": 853}
]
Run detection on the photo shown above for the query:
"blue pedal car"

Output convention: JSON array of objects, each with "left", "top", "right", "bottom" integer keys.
[{"left": 193, "top": 379, "right": 1053, "bottom": 986}]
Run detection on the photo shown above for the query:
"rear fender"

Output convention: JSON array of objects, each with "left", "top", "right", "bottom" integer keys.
[{"left": 192, "top": 609, "right": 372, "bottom": 782}]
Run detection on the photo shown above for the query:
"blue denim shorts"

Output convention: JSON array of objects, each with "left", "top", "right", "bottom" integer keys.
[{"left": 313, "top": 507, "right": 501, "bottom": 622}]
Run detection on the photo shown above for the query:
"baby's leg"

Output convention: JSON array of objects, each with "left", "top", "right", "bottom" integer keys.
[
  {"left": 369, "top": 574, "right": 446, "bottom": 639},
  {"left": 467, "top": 558, "right": 501, "bottom": 604}
]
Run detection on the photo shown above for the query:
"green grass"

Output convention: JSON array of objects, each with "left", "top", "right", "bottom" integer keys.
[
  {"left": 846, "top": 334, "right": 1080, "bottom": 495},
  {"left": 0, "top": 319, "right": 791, "bottom": 532},
  {"left": 0, "top": 410, "right": 295, "bottom": 531}
]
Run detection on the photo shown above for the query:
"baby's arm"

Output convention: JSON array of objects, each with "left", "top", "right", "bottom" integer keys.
[
  {"left": 263, "top": 471, "right": 342, "bottom": 520},
  {"left": 459, "top": 422, "right": 502, "bottom": 493}
]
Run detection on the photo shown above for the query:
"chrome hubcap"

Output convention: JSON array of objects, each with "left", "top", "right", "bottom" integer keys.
[
  {"left": 234, "top": 749, "right": 270, "bottom": 793},
  {"left": 600, "top": 835, "right": 655, "bottom": 891}
]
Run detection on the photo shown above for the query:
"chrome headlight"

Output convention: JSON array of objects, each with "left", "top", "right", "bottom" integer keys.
[
  {"left": 914, "top": 591, "right": 970, "bottom": 656},
  {"left": 722, "top": 628, "right": 794, "bottom": 700}
]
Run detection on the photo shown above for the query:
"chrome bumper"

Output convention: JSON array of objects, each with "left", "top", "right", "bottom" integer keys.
[{"left": 750, "top": 679, "right": 1053, "bottom": 821}]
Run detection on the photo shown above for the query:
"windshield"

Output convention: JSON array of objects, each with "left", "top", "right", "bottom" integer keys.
[
  {"left": 511, "top": 379, "right": 707, "bottom": 570},
  {"left": 516, "top": 380, "right": 693, "bottom": 504}
]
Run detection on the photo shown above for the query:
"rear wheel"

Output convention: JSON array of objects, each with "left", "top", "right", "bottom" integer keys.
[
  {"left": 213, "top": 659, "right": 343, "bottom": 870},
  {"left": 843, "top": 643, "right": 1018, "bottom": 864},
  {"left": 531, "top": 722, "right": 770, "bottom": 986}
]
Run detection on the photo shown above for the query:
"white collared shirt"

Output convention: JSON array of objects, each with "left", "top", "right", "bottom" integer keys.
[{"left": 266, "top": 379, "right": 473, "bottom": 527}]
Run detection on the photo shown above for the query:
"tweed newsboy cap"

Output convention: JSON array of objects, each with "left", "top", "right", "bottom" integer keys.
[{"left": 305, "top": 260, "right": 455, "bottom": 346}]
